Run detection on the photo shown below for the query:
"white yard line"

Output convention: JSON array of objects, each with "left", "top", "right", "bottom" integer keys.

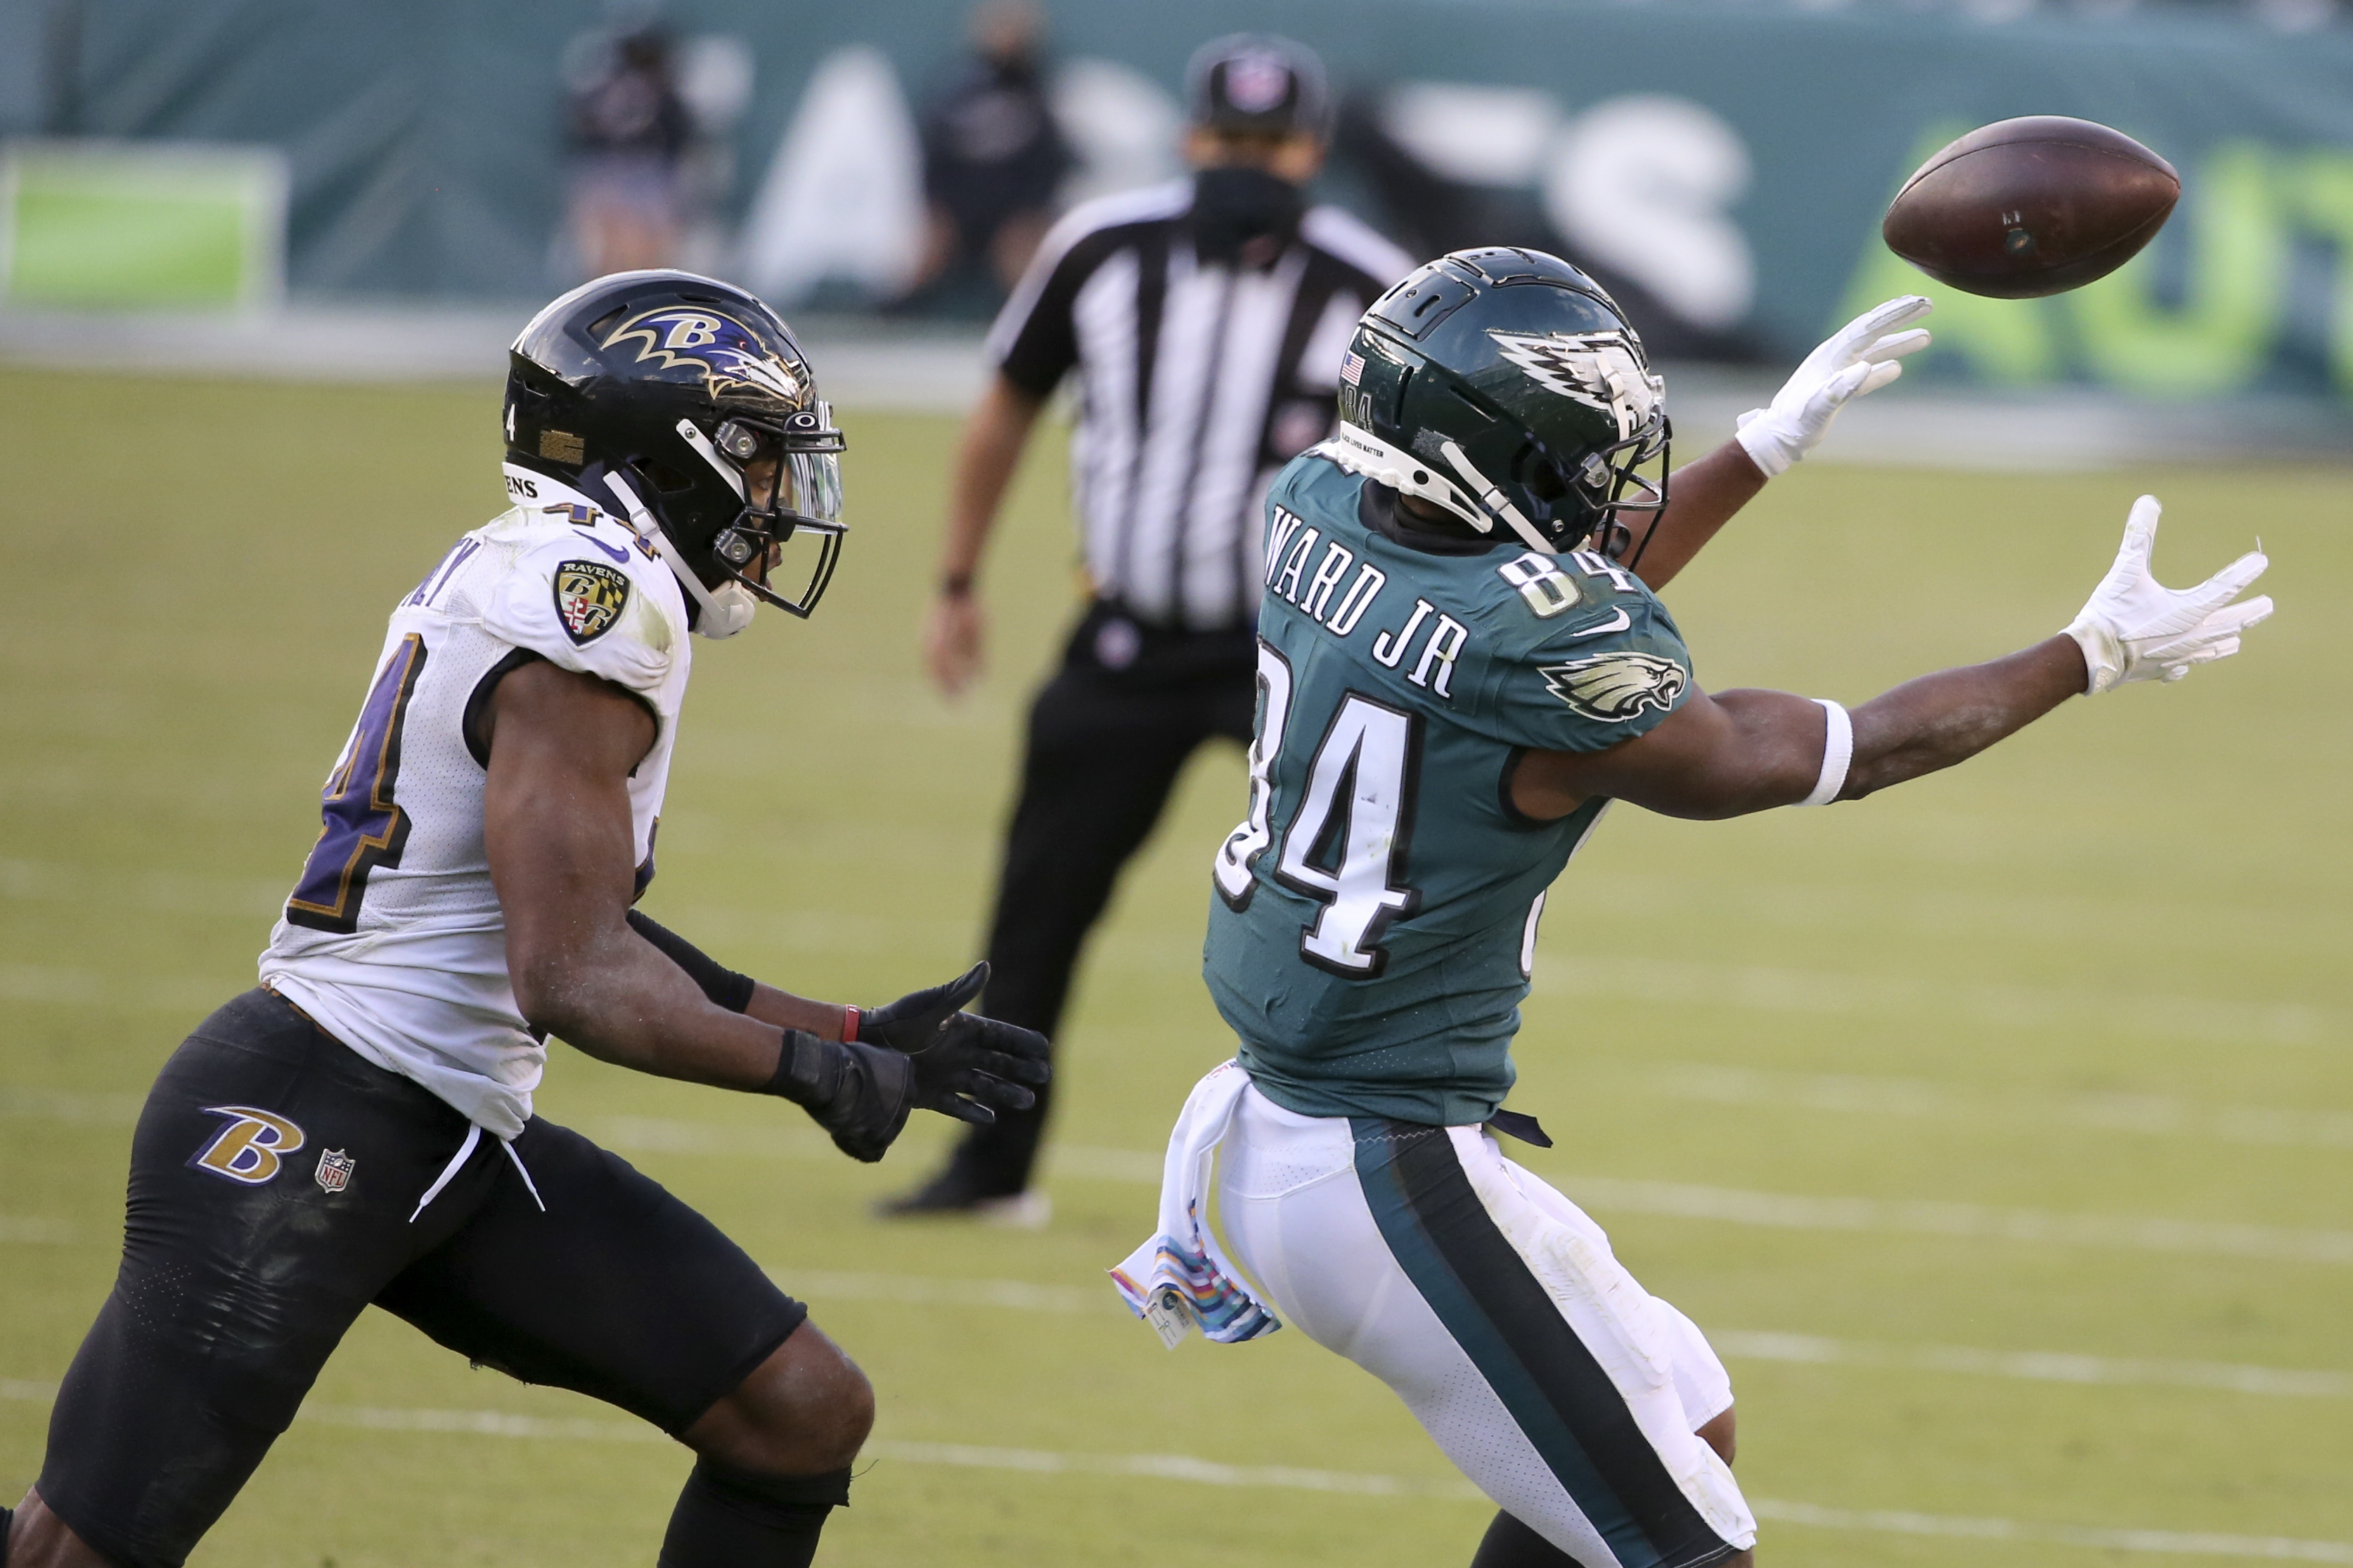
[
  {"left": 0, "top": 1217, "right": 76, "bottom": 1243},
  {"left": 9, "top": 1094, "right": 2347, "bottom": 1268},
  {"left": 1646, "top": 1063, "right": 2353, "bottom": 1153},
  {"left": 1533, "top": 955, "right": 2333, "bottom": 1048},
  {"left": 19, "top": 1062, "right": 2353, "bottom": 1158},
  {"left": 1563, "top": 1175, "right": 2353, "bottom": 1266},
  {"left": 769, "top": 1268, "right": 2353, "bottom": 1399},
  {"left": 1746, "top": 1501, "right": 2353, "bottom": 1564},
  {"left": 1703, "top": 1331, "right": 2353, "bottom": 1399},
  {"left": 18, "top": 1067, "right": 2353, "bottom": 1166},
  {"left": 0, "top": 1379, "right": 2336, "bottom": 1562}
]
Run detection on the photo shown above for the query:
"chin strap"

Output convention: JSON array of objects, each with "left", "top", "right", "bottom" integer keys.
[
  {"left": 1436, "top": 439, "right": 1552, "bottom": 556},
  {"left": 600, "top": 469, "right": 756, "bottom": 640},
  {"left": 673, "top": 418, "right": 748, "bottom": 500},
  {"left": 1317, "top": 424, "right": 1557, "bottom": 556}
]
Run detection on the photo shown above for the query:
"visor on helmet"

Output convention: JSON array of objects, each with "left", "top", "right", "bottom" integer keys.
[
  {"left": 1562, "top": 408, "right": 1670, "bottom": 564},
  {"left": 676, "top": 411, "right": 847, "bottom": 618}
]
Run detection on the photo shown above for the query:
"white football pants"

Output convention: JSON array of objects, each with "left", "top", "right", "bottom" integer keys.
[{"left": 1212, "top": 1083, "right": 1758, "bottom": 1568}]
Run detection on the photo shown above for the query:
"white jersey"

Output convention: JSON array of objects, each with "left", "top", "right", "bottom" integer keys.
[{"left": 262, "top": 467, "right": 691, "bottom": 1138}]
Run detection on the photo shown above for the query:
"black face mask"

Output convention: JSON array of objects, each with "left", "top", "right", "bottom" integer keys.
[{"left": 1191, "top": 165, "right": 1306, "bottom": 266}]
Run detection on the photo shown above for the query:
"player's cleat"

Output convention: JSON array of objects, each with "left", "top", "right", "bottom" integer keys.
[{"left": 874, "top": 1169, "right": 1050, "bottom": 1229}]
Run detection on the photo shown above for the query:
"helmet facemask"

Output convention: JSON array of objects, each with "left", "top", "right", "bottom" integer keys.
[
  {"left": 1535, "top": 408, "right": 1671, "bottom": 565},
  {"left": 676, "top": 410, "right": 846, "bottom": 620}
]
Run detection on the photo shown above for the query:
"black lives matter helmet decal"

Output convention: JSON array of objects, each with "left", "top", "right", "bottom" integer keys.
[
  {"left": 504, "top": 271, "right": 847, "bottom": 626},
  {"left": 1321, "top": 248, "right": 1669, "bottom": 561}
]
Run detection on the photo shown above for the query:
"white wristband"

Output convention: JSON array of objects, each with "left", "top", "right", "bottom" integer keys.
[{"left": 1796, "top": 699, "right": 1852, "bottom": 808}]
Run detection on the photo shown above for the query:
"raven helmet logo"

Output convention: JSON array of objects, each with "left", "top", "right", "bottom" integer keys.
[
  {"left": 600, "top": 306, "right": 803, "bottom": 403},
  {"left": 554, "top": 559, "right": 631, "bottom": 644},
  {"left": 1539, "top": 652, "right": 1687, "bottom": 722},
  {"left": 189, "top": 1106, "right": 307, "bottom": 1186},
  {"left": 1487, "top": 330, "right": 1664, "bottom": 441},
  {"left": 315, "top": 1148, "right": 357, "bottom": 1194}
]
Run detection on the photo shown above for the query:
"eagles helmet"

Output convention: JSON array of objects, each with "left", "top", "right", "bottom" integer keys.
[
  {"left": 505, "top": 270, "right": 846, "bottom": 634},
  {"left": 1324, "top": 247, "right": 1668, "bottom": 562}
]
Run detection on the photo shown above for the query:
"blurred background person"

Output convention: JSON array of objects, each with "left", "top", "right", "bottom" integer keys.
[
  {"left": 1331, "top": 85, "right": 1764, "bottom": 361},
  {"left": 879, "top": 34, "right": 1416, "bottom": 1224},
  {"left": 898, "top": 0, "right": 1073, "bottom": 313},
  {"left": 563, "top": 22, "right": 693, "bottom": 276}
]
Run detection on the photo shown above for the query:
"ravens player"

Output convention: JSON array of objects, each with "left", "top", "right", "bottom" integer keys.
[
  {"left": 1114, "top": 250, "right": 2271, "bottom": 1567},
  {"left": 6, "top": 271, "right": 1047, "bottom": 1568}
]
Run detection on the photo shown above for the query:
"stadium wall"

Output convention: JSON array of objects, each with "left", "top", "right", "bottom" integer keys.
[{"left": 1, "top": 0, "right": 2349, "bottom": 399}]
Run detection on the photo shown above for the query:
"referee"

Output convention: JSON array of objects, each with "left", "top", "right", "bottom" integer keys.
[{"left": 883, "top": 34, "right": 1414, "bottom": 1222}]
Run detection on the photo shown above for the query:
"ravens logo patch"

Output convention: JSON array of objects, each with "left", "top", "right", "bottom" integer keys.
[
  {"left": 554, "top": 559, "right": 631, "bottom": 644},
  {"left": 1539, "top": 652, "right": 1687, "bottom": 721}
]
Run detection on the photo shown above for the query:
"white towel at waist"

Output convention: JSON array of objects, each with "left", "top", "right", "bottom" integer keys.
[{"left": 1108, "top": 1059, "right": 1282, "bottom": 1347}]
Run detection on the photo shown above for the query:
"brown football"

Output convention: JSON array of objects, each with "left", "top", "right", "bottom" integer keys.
[{"left": 1881, "top": 117, "right": 2180, "bottom": 299}]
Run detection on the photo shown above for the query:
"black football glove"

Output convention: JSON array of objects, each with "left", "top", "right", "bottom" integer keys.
[{"left": 764, "top": 962, "right": 1050, "bottom": 1163}]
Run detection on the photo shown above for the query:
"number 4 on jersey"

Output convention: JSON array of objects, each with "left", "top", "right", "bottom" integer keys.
[
  {"left": 285, "top": 635, "right": 427, "bottom": 933},
  {"left": 1216, "top": 641, "right": 1422, "bottom": 977}
]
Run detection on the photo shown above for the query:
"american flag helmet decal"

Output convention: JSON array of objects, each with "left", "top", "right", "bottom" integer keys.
[{"left": 1341, "top": 349, "right": 1365, "bottom": 386}]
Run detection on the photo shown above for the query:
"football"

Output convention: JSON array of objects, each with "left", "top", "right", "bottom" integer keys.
[{"left": 1881, "top": 116, "right": 2180, "bottom": 299}]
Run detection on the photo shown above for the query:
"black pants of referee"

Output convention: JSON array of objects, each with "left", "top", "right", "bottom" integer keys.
[{"left": 941, "top": 599, "right": 1256, "bottom": 1197}]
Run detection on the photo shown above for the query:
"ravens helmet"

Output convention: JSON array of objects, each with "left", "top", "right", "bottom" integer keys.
[
  {"left": 505, "top": 270, "right": 847, "bottom": 633},
  {"left": 1322, "top": 247, "right": 1668, "bottom": 561}
]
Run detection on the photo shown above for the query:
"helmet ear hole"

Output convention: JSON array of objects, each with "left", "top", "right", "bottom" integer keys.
[{"left": 642, "top": 461, "right": 695, "bottom": 495}]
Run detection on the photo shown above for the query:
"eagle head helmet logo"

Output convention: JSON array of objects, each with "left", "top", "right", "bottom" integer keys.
[{"left": 1487, "top": 329, "right": 1665, "bottom": 442}]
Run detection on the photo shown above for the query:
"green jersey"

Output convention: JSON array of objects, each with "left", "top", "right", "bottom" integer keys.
[{"left": 1204, "top": 452, "right": 1694, "bottom": 1125}]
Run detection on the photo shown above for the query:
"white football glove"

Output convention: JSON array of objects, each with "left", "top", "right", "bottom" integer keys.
[
  {"left": 1735, "top": 296, "right": 1935, "bottom": 478},
  {"left": 2065, "top": 495, "right": 2273, "bottom": 696}
]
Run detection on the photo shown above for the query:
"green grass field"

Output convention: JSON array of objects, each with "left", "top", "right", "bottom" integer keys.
[{"left": 1, "top": 364, "right": 2347, "bottom": 1567}]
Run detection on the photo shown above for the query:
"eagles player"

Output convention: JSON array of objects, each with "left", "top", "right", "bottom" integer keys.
[
  {"left": 6, "top": 271, "right": 1047, "bottom": 1568},
  {"left": 1119, "top": 250, "right": 2272, "bottom": 1568}
]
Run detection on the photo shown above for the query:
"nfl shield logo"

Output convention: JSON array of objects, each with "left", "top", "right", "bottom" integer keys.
[
  {"left": 1223, "top": 53, "right": 1290, "bottom": 115},
  {"left": 315, "top": 1148, "right": 357, "bottom": 1194}
]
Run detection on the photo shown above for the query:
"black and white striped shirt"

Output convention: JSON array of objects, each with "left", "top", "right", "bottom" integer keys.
[{"left": 986, "top": 179, "right": 1416, "bottom": 631}]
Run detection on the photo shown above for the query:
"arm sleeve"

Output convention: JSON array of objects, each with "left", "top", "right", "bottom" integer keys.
[
  {"left": 626, "top": 909, "right": 756, "bottom": 1013},
  {"left": 1489, "top": 597, "right": 1696, "bottom": 756}
]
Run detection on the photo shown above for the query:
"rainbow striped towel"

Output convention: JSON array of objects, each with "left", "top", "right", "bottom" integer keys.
[{"left": 1108, "top": 1061, "right": 1282, "bottom": 1347}]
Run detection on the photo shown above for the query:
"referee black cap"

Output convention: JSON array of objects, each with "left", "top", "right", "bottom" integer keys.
[{"left": 1185, "top": 34, "right": 1330, "bottom": 137}]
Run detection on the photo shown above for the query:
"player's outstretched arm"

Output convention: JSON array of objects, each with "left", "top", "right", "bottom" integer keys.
[
  {"left": 1624, "top": 297, "right": 1933, "bottom": 592},
  {"left": 484, "top": 660, "right": 1046, "bottom": 1161},
  {"left": 1518, "top": 638, "right": 2087, "bottom": 820},
  {"left": 1513, "top": 495, "right": 2271, "bottom": 821}
]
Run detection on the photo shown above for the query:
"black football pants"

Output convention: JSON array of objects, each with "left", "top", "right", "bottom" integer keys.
[
  {"left": 39, "top": 990, "right": 808, "bottom": 1568},
  {"left": 945, "top": 602, "right": 1256, "bottom": 1196}
]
